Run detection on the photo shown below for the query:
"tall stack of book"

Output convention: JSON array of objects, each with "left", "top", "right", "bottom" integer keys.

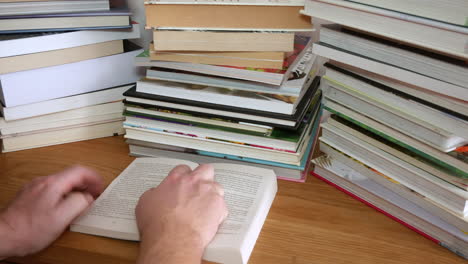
[
  {"left": 123, "top": 0, "right": 324, "bottom": 182},
  {"left": 0, "top": 0, "right": 143, "bottom": 152},
  {"left": 302, "top": 0, "right": 468, "bottom": 259}
]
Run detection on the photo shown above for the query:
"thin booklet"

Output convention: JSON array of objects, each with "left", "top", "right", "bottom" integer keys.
[{"left": 71, "top": 157, "right": 278, "bottom": 264}]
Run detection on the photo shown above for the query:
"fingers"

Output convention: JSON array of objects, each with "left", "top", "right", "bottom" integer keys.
[
  {"left": 212, "top": 182, "right": 224, "bottom": 197},
  {"left": 191, "top": 164, "right": 215, "bottom": 181},
  {"left": 50, "top": 166, "right": 104, "bottom": 198},
  {"left": 167, "top": 164, "right": 192, "bottom": 180},
  {"left": 56, "top": 191, "right": 94, "bottom": 225}
]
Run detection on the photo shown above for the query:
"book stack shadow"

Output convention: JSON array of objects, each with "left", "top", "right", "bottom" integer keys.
[
  {"left": 123, "top": 1, "right": 324, "bottom": 182},
  {"left": 302, "top": 0, "right": 468, "bottom": 259},
  {"left": 0, "top": 0, "right": 143, "bottom": 152}
]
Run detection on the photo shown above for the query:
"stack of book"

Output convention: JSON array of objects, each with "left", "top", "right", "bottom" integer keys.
[
  {"left": 123, "top": 0, "right": 323, "bottom": 182},
  {"left": 0, "top": 0, "right": 143, "bottom": 152},
  {"left": 302, "top": 0, "right": 468, "bottom": 259}
]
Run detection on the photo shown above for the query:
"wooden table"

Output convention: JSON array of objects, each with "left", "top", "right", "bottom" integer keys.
[{"left": 0, "top": 136, "right": 464, "bottom": 264}]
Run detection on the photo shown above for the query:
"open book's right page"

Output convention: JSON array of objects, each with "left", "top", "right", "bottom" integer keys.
[{"left": 207, "top": 163, "right": 278, "bottom": 264}]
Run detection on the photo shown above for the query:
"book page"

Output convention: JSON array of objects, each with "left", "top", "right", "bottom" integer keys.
[
  {"left": 71, "top": 158, "right": 277, "bottom": 264},
  {"left": 205, "top": 163, "right": 277, "bottom": 264},
  {"left": 71, "top": 157, "right": 199, "bottom": 240}
]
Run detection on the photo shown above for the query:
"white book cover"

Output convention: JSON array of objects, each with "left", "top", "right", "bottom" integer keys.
[
  {"left": 0, "top": 23, "right": 140, "bottom": 58},
  {"left": 0, "top": 45, "right": 144, "bottom": 107},
  {"left": 0, "top": 84, "right": 132, "bottom": 121}
]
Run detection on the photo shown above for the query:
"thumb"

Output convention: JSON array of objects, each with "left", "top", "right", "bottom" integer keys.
[{"left": 56, "top": 192, "right": 94, "bottom": 225}]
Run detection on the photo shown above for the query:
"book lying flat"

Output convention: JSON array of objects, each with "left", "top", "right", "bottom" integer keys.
[
  {"left": 0, "top": 40, "right": 124, "bottom": 75},
  {"left": 324, "top": 65, "right": 468, "bottom": 140},
  {"left": 153, "top": 30, "right": 295, "bottom": 52},
  {"left": 324, "top": 101, "right": 468, "bottom": 186},
  {"left": 0, "top": 9, "right": 131, "bottom": 34},
  {"left": 320, "top": 143, "right": 468, "bottom": 233},
  {"left": 313, "top": 44, "right": 468, "bottom": 101},
  {"left": 0, "top": 23, "right": 140, "bottom": 58},
  {"left": 303, "top": 1, "right": 468, "bottom": 60},
  {"left": 150, "top": 50, "right": 285, "bottom": 69},
  {"left": 319, "top": 26, "right": 468, "bottom": 89},
  {"left": 71, "top": 157, "right": 278, "bottom": 264},
  {"left": 322, "top": 80, "right": 468, "bottom": 152},
  {"left": 337, "top": 0, "right": 468, "bottom": 27},
  {"left": 0, "top": 0, "right": 109, "bottom": 16},
  {"left": 124, "top": 105, "right": 274, "bottom": 136},
  {"left": 0, "top": 42, "right": 143, "bottom": 108},
  {"left": 135, "top": 33, "right": 315, "bottom": 86},
  {"left": 128, "top": 143, "right": 315, "bottom": 182},
  {"left": 145, "top": 48, "right": 319, "bottom": 96},
  {"left": 0, "top": 101, "right": 124, "bottom": 136},
  {"left": 327, "top": 62, "right": 468, "bottom": 119},
  {"left": 312, "top": 156, "right": 468, "bottom": 259},
  {"left": 124, "top": 83, "right": 321, "bottom": 130},
  {"left": 1, "top": 120, "right": 124, "bottom": 153},
  {"left": 145, "top": 4, "right": 311, "bottom": 30},
  {"left": 124, "top": 118, "right": 315, "bottom": 165},
  {"left": 320, "top": 123, "right": 468, "bottom": 217},
  {"left": 0, "top": 84, "right": 132, "bottom": 121}
]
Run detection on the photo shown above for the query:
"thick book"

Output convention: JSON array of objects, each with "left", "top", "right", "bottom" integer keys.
[
  {"left": 145, "top": 0, "right": 305, "bottom": 5},
  {"left": 320, "top": 122, "right": 468, "bottom": 217},
  {"left": 150, "top": 48, "right": 285, "bottom": 69},
  {"left": 0, "top": 9, "right": 131, "bottom": 34},
  {"left": 0, "top": 42, "right": 143, "bottom": 108},
  {"left": 319, "top": 26, "right": 468, "bottom": 89},
  {"left": 153, "top": 30, "right": 295, "bottom": 52},
  {"left": 0, "top": 0, "right": 109, "bottom": 16},
  {"left": 0, "top": 23, "right": 140, "bottom": 58},
  {"left": 145, "top": 49, "right": 319, "bottom": 96},
  {"left": 134, "top": 74, "right": 316, "bottom": 115},
  {"left": 323, "top": 64, "right": 468, "bottom": 141},
  {"left": 323, "top": 103, "right": 468, "bottom": 188},
  {"left": 0, "top": 84, "right": 132, "bottom": 121},
  {"left": 127, "top": 143, "right": 314, "bottom": 182},
  {"left": 124, "top": 120, "right": 315, "bottom": 165},
  {"left": 0, "top": 101, "right": 124, "bottom": 136},
  {"left": 145, "top": 4, "right": 311, "bottom": 31},
  {"left": 0, "top": 40, "right": 124, "bottom": 75},
  {"left": 123, "top": 96, "right": 320, "bottom": 152},
  {"left": 124, "top": 83, "right": 321, "bottom": 130},
  {"left": 320, "top": 143, "right": 468, "bottom": 233},
  {"left": 124, "top": 105, "right": 273, "bottom": 136},
  {"left": 313, "top": 43, "right": 468, "bottom": 101},
  {"left": 1, "top": 120, "right": 124, "bottom": 153},
  {"left": 326, "top": 62, "right": 468, "bottom": 119},
  {"left": 302, "top": 0, "right": 468, "bottom": 60},
  {"left": 342, "top": 0, "right": 468, "bottom": 27},
  {"left": 135, "top": 33, "right": 315, "bottom": 86},
  {"left": 312, "top": 156, "right": 468, "bottom": 259},
  {"left": 322, "top": 79, "right": 468, "bottom": 152},
  {"left": 71, "top": 157, "right": 278, "bottom": 264}
]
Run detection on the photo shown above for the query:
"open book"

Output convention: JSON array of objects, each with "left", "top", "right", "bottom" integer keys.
[{"left": 70, "top": 157, "right": 278, "bottom": 264}]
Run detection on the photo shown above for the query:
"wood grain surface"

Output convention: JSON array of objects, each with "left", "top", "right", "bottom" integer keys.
[{"left": 0, "top": 136, "right": 465, "bottom": 264}]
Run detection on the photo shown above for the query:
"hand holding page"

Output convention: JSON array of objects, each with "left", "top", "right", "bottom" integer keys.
[{"left": 71, "top": 157, "right": 278, "bottom": 264}]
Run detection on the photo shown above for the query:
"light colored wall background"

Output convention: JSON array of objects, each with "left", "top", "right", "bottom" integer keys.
[{"left": 127, "top": 0, "right": 152, "bottom": 48}]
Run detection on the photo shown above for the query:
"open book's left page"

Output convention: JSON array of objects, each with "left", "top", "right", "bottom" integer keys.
[{"left": 71, "top": 157, "right": 199, "bottom": 240}]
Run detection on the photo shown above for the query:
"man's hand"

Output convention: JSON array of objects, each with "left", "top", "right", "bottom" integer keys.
[
  {"left": 0, "top": 166, "right": 103, "bottom": 259},
  {"left": 136, "top": 164, "right": 228, "bottom": 264}
]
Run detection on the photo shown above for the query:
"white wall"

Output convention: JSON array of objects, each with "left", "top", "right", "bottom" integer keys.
[{"left": 127, "top": 0, "right": 152, "bottom": 48}]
